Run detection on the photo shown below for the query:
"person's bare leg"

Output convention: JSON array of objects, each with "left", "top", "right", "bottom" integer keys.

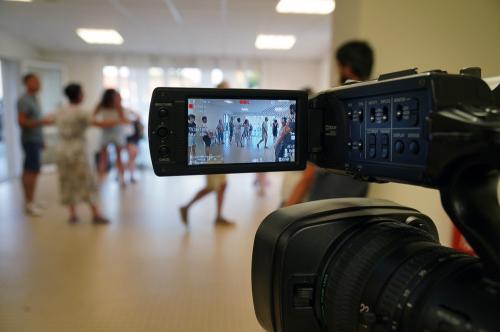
[
  {"left": 23, "top": 170, "right": 43, "bottom": 216},
  {"left": 215, "top": 183, "right": 233, "bottom": 225},
  {"left": 256, "top": 173, "right": 267, "bottom": 196},
  {"left": 180, "top": 188, "right": 212, "bottom": 225},
  {"left": 205, "top": 146, "right": 210, "bottom": 160},
  {"left": 23, "top": 171, "right": 38, "bottom": 204},
  {"left": 127, "top": 143, "right": 138, "bottom": 182},
  {"left": 115, "top": 145, "right": 125, "bottom": 186},
  {"left": 89, "top": 203, "right": 109, "bottom": 224},
  {"left": 68, "top": 204, "right": 79, "bottom": 223},
  {"left": 98, "top": 148, "right": 108, "bottom": 180},
  {"left": 215, "top": 183, "right": 226, "bottom": 220},
  {"left": 69, "top": 204, "right": 76, "bottom": 218},
  {"left": 21, "top": 171, "right": 29, "bottom": 202}
]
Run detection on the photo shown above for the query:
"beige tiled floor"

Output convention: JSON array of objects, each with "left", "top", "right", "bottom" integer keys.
[{"left": 0, "top": 170, "right": 281, "bottom": 332}]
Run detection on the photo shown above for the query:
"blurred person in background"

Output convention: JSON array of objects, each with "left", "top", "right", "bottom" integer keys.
[
  {"left": 235, "top": 117, "right": 243, "bottom": 147},
  {"left": 272, "top": 118, "right": 278, "bottom": 142},
  {"left": 188, "top": 114, "right": 197, "bottom": 162},
  {"left": 94, "top": 89, "right": 126, "bottom": 187},
  {"left": 242, "top": 118, "right": 250, "bottom": 143},
  {"left": 257, "top": 117, "right": 269, "bottom": 149},
  {"left": 216, "top": 119, "right": 224, "bottom": 144},
  {"left": 17, "top": 73, "right": 51, "bottom": 216},
  {"left": 51, "top": 83, "right": 127, "bottom": 224},
  {"left": 274, "top": 117, "right": 291, "bottom": 162},
  {"left": 200, "top": 115, "right": 212, "bottom": 160},
  {"left": 283, "top": 41, "right": 373, "bottom": 206},
  {"left": 124, "top": 109, "right": 143, "bottom": 183},
  {"left": 229, "top": 116, "right": 234, "bottom": 144},
  {"left": 179, "top": 80, "right": 234, "bottom": 227}
]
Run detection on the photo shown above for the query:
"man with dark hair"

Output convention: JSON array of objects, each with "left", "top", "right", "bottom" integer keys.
[
  {"left": 17, "top": 73, "right": 51, "bottom": 216},
  {"left": 64, "top": 83, "right": 82, "bottom": 103},
  {"left": 284, "top": 40, "right": 373, "bottom": 206},
  {"left": 336, "top": 40, "right": 374, "bottom": 84}
]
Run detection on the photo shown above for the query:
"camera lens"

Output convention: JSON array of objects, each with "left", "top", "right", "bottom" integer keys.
[{"left": 318, "top": 220, "right": 482, "bottom": 332}]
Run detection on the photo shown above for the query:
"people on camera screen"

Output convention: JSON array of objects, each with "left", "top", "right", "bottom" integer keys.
[{"left": 186, "top": 98, "right": 296, "bottom": 165}]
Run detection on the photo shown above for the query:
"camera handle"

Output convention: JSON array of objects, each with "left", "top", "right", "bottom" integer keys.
[{"left": 440, "top": 163, "right": 500, "bottom": 279}]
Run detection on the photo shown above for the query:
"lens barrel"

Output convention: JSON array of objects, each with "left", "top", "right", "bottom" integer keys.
[{"left": 319, "top": 220, "right": 500, "bottom": 331}]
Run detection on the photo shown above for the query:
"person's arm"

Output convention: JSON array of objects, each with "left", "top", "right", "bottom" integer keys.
[
  {"left": 18, "top": 112, "right": 52, "bottom": 128},
  {"left": 128, "top": 109, "right": 141, "bottom": 121},
  {"left": 91, "top": 117, "right": 130, "bottom": 128},
  {"left": 284, "top": 163, "right": 316, "bottom": 206}
]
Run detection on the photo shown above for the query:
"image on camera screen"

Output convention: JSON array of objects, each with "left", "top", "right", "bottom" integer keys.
[{"left": 187, "top": 98, "right": 296, "bottom": 166}]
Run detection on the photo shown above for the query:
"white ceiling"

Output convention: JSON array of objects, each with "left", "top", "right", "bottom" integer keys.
[{"left": 0, "top": 0, "right": 332, "bottom": 60}]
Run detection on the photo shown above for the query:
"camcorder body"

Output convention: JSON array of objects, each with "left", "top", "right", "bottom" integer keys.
[{"left": 149, "top": 69, "right": 500, "bottom": 331}]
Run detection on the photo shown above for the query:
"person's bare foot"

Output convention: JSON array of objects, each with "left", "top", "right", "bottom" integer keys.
[
  {"left": 93, "top": 216, "right": 110, "bottom": 225},
  {"left": 180, "top": 206, "right": 189, "bottom": 226},
  {"left": 68, "top": 216, "right": 80, "bottom": 224},
  {"left": 215, "top": 217, "right": 235, "bottom": 227}
]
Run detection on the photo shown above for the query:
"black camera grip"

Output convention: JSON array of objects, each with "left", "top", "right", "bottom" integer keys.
[{"left": 440, "top": 163, "right": 500, "bottom": 279}]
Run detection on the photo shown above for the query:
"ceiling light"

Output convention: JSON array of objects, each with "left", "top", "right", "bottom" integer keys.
[
  {"left": 255, "top": 34, "right": 296, "bottom": 50},
  {"left": 276, "top": 0, "right": 335, "bottom": 15},
  {"left": 76, "top": 28, "right": 124, "bottom": 45},
  {"left": 5, "top": 0, "right": 32, "bottom": 2}
]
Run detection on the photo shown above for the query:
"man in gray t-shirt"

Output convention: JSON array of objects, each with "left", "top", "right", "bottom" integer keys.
[{"left": 17, "top": 73, "right": 49, "bottom": 216}]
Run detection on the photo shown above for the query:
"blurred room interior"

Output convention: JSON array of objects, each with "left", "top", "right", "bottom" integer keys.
[{"left": 0, "top": 0, "right": 499, "bottom": 331}]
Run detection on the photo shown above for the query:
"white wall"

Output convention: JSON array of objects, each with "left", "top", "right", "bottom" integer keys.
[
  {"left": 40, "top": 52, "right": 327, "bottom": 109},
  {"left": 260, "top": 59, "right": 326, "bottom": 92},
  {"left": 0, "top": 29, "right": 38, "bottom": 60}
]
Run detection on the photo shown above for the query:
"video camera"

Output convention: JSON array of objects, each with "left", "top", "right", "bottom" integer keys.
[{"left": 149, "top": 68, "right": 500, "bottom": 331}]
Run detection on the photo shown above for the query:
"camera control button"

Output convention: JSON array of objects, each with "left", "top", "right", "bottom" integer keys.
[
  {"left": 381, "top": 147, "right": 389, "bottom": 159},
  {"left": 381, "top": 134, "right": 389, "bottom": 145},
  {"left": 157, "top": 127, "right": 168, "bottom": 138},
  {"left": 158, "top": 146, "right": 170, "bottom": 157},
  {"left": 409, "top": 141, "right": 420, "bottom": 154},
  {"left": 357, "top": 109, "right": 364, "bottom": 122},
  {"left": 395, "top": 140, "right": 405, "bottom": 154},
  {"left": 158, "top": 108, "right": 169, "bottom": 118},
  {"left": 347, "top": 109, "right": 353, "bottom": 120}
]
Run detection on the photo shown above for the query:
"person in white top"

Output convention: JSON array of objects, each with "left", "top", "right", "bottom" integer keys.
[
  {"left": 200, "top": 115, "right": 211, "bottom": 160},
  {"left": 234, "top": 117, "right": 242, "bottom": 147},
  {"left": 93, "top": 89, "right": 126, "bottom": 186},
  {"left": 257, "top": 117, "right": 269, "bottom": 149}
]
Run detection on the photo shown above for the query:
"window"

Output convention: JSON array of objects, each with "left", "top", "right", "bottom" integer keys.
[
  {"left": 101, "top": 65, "right": 261, "bottom": 168},
  {"left": 211, "top": 68, "right": 224, "bottom": 86},
  {"left": 167, "top": 68, "right": 202, "bottom": 87}
]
